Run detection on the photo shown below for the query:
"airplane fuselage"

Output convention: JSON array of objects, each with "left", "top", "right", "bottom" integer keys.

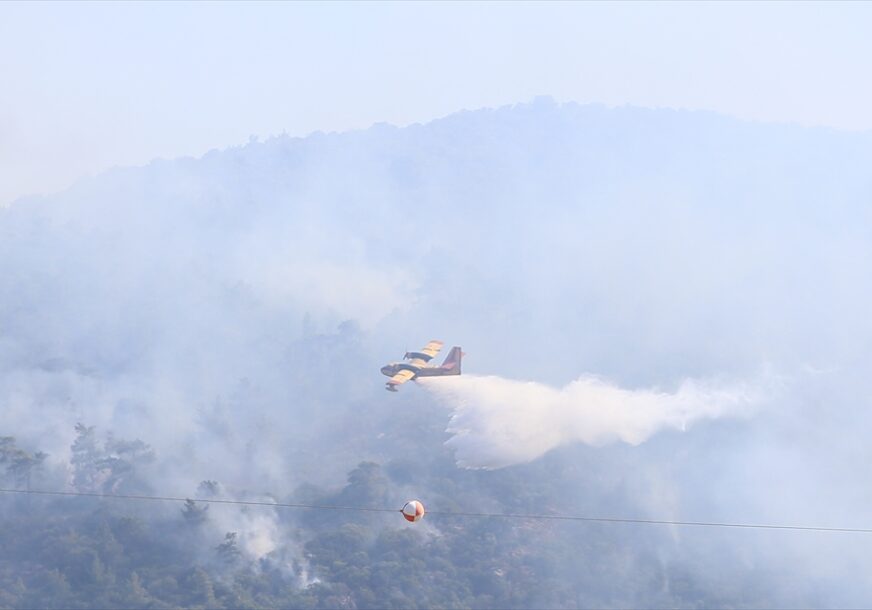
[{"left": 381, "top": 362, "right": 458, "bottom": 379}]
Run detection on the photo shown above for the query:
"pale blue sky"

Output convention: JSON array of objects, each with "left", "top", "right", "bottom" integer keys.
[{"left": 2, "top": 1, "right": 870, "bottom": 205}]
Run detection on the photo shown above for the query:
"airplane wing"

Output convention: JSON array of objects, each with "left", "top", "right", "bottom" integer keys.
[
  {"left": 420, "top": 340, "right": 443, "bottom": 359},
  {"left": 405, "top": 340, "right": 444, "bottom": 367},
  {"left": 387, "top": 368, "right": 417, "bottom": 389}
]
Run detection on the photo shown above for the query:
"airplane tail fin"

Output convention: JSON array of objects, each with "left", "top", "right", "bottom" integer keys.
[{"left": 440, "top": 347, "right": 463, "bottom": 375}]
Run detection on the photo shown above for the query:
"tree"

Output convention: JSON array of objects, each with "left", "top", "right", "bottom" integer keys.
[
  {"left": 70, "top": 423, "right": 100, "bottom": 492},
  {"left": 198, "top": 479, "right": 222, "bottom": 497},
  {"left": 216, "top": 532, "right": 241, "bottom": 564},
  {"left": 0, "top": 436, "right": 47, "bottom": 489},
  {"left": 182, "top": 499, "right": 209, "bottom": 526},
  {"left": 70, "top": 424, "right": 156, "bottom": 493},
  {"left": 122, "top": 571, "right": 152, "bottom": 608},
  {"left": 96, "top": 435, "right": 155, "bottom": 493}
]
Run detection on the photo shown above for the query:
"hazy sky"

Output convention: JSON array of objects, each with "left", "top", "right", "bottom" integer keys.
[{"left": 2, "top": 1, "right": 870, "bottom": 205}]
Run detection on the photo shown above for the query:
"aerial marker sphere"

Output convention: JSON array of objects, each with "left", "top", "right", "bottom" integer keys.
[{"left": 402, "top": 500, "right": 425, "bottom": 522}]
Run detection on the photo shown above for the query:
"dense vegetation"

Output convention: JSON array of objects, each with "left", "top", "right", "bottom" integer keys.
[{"left": 0, "top": 413, "right": 801, "bottom": 610}]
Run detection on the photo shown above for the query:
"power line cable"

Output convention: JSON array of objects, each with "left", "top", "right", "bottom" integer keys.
[
  {"left": 1, "top": 487, "right": 869, "bottom": 534},
  {"left": 0, "top": 487, "right": 397, "bottom": 514},
  {"left": 425, "top": 509, "right": 872, "bottom": 533}
]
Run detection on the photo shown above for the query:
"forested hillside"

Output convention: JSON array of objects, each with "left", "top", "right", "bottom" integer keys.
[
  {"left": 3, "top": 100, "right": 872, "bottom": 608},
  {"left": 0, "top": 414, "right": 799, "bottom": 609}
]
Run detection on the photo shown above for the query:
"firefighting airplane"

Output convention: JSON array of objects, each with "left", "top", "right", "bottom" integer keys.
[{"left": 381, "top": 340, "right": 463, "bottom": 392}]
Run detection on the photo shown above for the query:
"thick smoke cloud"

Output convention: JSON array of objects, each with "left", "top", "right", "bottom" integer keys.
[
  {"left": 3, "top": 100, "right": 872, "bottom": 606},
  {"left": 425, "top": 374, "right": 762, "bottom": 468}
]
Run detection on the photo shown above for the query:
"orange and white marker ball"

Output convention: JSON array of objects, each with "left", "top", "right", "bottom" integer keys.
[{"left": 402, "top": 500, "right": 425, "bottom": 522}]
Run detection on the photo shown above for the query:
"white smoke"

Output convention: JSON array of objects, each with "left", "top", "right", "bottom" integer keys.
[
  {"left": 208, "top": 501, "right": 281, "bottom": 560},
  {"left": 422, "top": 374, "right": 764, "bottom": 469}
]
